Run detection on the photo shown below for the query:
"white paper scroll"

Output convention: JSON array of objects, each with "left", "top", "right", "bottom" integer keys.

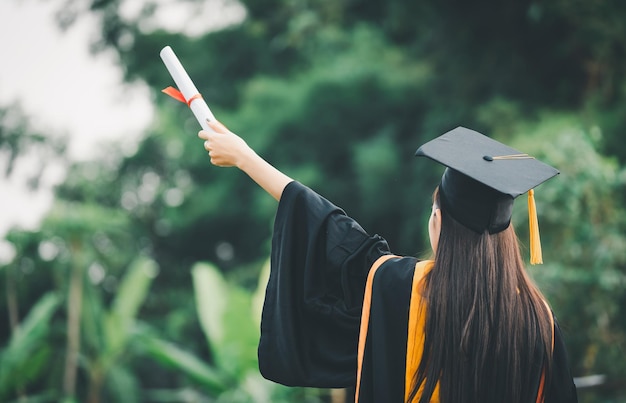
[{"left": 160, "top": 46, "right": 216, "bottom": 131}]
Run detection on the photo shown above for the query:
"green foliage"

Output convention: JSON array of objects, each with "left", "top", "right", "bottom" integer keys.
[
  {"left": 192, "top": 262, "right": 259, "bottom": 376},
  {"left": 137, "top": 335, "right": 227, "bottom": 393},
  {"left": 510, "top": 117, "right": 626, "bottom": 389},
  {"left": 105, "top": 257, "right": 158, "bottom": 355},
  {"left": 79, "top": 256, "right": 159, "bottom": 402},
  {"left": 0, "top": 293, "right": 60, "bottom": 401}
]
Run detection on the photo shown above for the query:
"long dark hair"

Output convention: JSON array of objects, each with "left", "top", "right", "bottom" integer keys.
[{"left": 409, "top": 187, "right": 553, "bottom": 403}]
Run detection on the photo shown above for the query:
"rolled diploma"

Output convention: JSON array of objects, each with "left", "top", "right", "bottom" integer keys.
[{"left": 160, "top": 46, "right": 216, "bottom": 131}]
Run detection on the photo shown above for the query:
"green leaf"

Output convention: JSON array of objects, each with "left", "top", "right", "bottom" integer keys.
[
  {"left": 138, "top": 336, "right": 227, "bottom": 393},
  {"left": 251, "top": 259, "right": 271, "bottom": 327},
  {"left": 6, "top": 293, "right": 59, "bottom": 350},
  {"left": 105, "top": 365, "right": 141, "bottom": 403},
  {"left": 0, "top": 292, "right": 60, "bottom": 398},
  {"left": 191, "top": 262, "right": 228, "bottom": 348},
  {"left": 81, "top": 282, "right": 107, "bottom": 359},
  {"left": 191, "top": 263, "right": 259, "bottom": 376},
  {"left": 105, "top": 257, "right": 158, "bottom": 356}
]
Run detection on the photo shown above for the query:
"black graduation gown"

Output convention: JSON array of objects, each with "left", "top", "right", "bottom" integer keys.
[{"left": 258, "top": 181, "right": 578, "bottom": 403}]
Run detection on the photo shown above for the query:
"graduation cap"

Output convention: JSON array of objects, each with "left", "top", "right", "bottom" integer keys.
[{"left": 415, "top": 127, "right": 559, "bottom": 264}]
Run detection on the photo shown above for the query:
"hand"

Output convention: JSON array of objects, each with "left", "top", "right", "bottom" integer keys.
[
  {"left": 198, "top": 119, "right": 292, "bottom": 200},
  {"left": 198, "top": 120, "right": 254, "bottom": 168}
]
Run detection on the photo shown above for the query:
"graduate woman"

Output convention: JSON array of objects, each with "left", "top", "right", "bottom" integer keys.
[{"left": 198, "top": 121, "right": 578, "bottom": 403}]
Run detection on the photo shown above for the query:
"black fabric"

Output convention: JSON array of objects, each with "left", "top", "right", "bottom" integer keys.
[
  {"left": 358, "top": 257, "right": 416, "bottom": 402},
  {"left": 258, "top": 181, "right": 390, "bottom": 388},
  {"left": 439, "top": 168, "right": 514, "bottom": 233},
  {"left": 258, "top": 181, "right": 578, "bottom": 402},
  {"left": 546, "top": 320, "right": 579, "bottom": 403}
]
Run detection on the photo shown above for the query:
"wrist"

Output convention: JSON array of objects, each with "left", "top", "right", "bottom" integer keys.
[{"left": 236, "top": 145, "right": 260, "bottom": 171}]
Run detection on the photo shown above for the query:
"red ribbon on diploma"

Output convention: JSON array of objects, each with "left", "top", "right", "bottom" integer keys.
[{"left": 162, "top": 86, "right": 203, "bottom": 107}]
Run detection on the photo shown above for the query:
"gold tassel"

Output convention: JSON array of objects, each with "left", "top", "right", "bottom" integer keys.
[{"left": 528, "top": 189, "right": 543, "bottom": 265}]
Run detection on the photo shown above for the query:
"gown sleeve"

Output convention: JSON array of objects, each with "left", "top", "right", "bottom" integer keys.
[{"left": 258, "top": 181, "right": 391, "bottom": 388}]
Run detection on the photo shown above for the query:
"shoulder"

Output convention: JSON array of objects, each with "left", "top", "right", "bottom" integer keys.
[{"left": 372, "top": 256, "right": 429, "bottom": 285}]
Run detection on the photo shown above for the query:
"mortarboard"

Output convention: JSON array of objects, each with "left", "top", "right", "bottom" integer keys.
[{"left": 415, "top": 126, "right": 559, "bottom": 264}]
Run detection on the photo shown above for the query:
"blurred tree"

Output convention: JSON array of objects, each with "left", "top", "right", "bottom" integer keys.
[
  {"left": 0, "top": 103, "right": 67, "bottom": 400},
  {"left": 0, "top": 103, "right": 66, "bottom": 191},
  {"left": 80, "top": 256, "right": 158, "bottom": 403},
  {"left": 47, "top": 0, "right": 626, "bottom": 258}
]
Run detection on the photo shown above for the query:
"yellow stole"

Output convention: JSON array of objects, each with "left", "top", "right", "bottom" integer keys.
[{"left": 404, "top": 259, "right": 440, "bottom": 402}]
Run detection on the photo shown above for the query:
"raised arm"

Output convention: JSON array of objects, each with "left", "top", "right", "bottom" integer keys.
[{"left": 198, "top": 120, "right": 293, "bottom": 201}]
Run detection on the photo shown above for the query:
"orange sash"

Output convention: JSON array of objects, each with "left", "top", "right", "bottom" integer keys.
[{"left": 354, "top": 254, "right": 398, "bottom": 402}]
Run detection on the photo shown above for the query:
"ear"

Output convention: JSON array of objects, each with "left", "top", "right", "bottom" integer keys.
[
  {"left": 429, "top": 207, "right": 442, "bottom": 253},
  {"left": 433, "top": 208, "right": 442, "bottom": 232}
]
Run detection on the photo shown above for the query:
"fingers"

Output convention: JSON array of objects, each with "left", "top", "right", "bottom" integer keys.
[
  {"left": 198, "top": 119, "right": 228, "bottom": 140},
  {"left": 207, "top": 119, "right": 228, "bottom": 133},
  {"left": 200, "top": 131, "right": 228, "bottom": 167},
  {"left": 195, "top": 119, "right": 241, "bottom": 167}
]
